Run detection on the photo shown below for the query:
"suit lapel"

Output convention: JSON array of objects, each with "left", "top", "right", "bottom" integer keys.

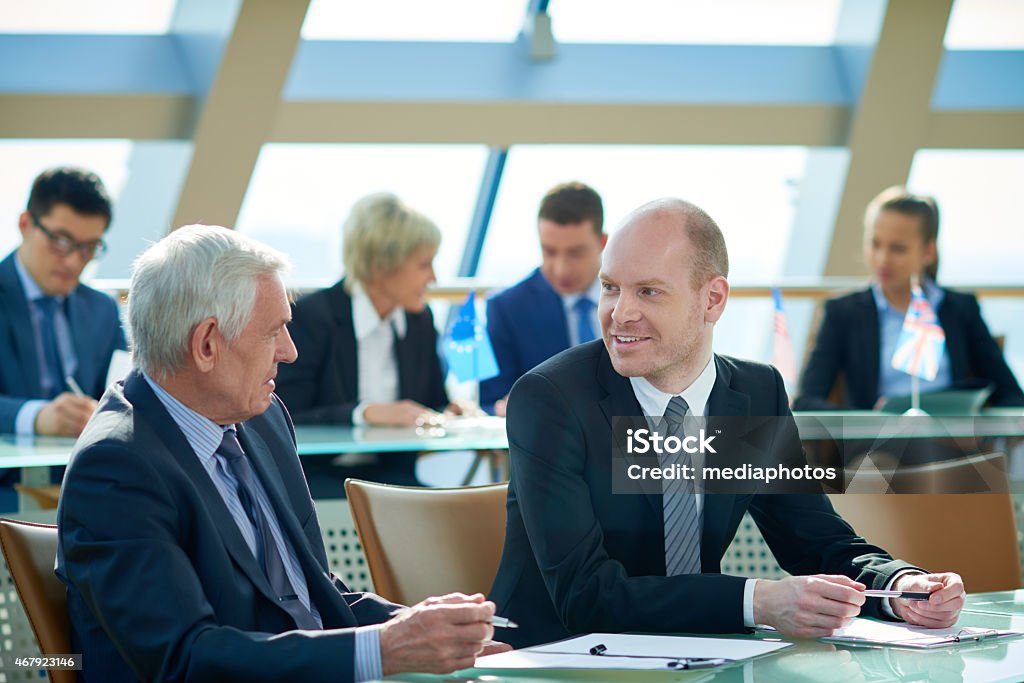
[
  {"left": 0, "top": 254, "right": 43, "bottom": 396},
  {"left": 855, "top": 290, "right": 881, "bottom": 403},
  {"left": 597, "top": 350, "right": 662, "bottom": 518},
  {"left": 529, "top": 269, "right": 571, "bottom": 353},
  {"left": 123, "top": 372, "right": 281, "bottom": 607},
  {"left": 65, "top": 287, "right": 96, "bottom": 392},
  {"left": 329, "top": 281, "right": 359, "bottom": 401},
  {"left": 701, "top": 356, "right": 749, "bottom": 571}
]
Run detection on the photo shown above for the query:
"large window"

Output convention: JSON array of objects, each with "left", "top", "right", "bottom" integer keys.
[
  {"left": 302, "top": 0, "right": 524, "bottom": 41},
  {"left": 908, "top": 148, "right": 1024, "bottom": 380},
  {"left": 0, "top": 0, "right": 176, "bottom": 33},
  {"left": 549, "top": 0, "right": 840, "bottom": 45},
  {"left": 945, "top": 0, "right": 1024, "bottom": 49},
  {"left": 236, "top": 144, "right": 487, "bottom": 286},
  {"left": 478, "top": 145, "right": 811, "bottom": 286}
]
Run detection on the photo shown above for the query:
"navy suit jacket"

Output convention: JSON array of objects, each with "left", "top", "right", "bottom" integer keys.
[
  {"left": 489, "top": 343, "right": 917, "bottom": 649},
  {"left": 480, "top": 268, "right": 571, "bottom": 410},
  {"left": 275, "top": 279, "right": 448, "bottom": 425},
  {"left": 0, "top": 250, "right": 126, "bottom": 433},
  {"left": 56, "top": 371, "right": 402, "bottom": 682},
  {"left": 793, "top": 288, "right": 1024, "bottom": 410}
]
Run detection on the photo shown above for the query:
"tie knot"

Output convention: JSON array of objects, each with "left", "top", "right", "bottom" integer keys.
[
  {"left": 574, "top": 297, "right": 594, "bottom": 314},
  {"left": 217, "top": 428, "right": 246, "bottom": 462},
  {"left": 35, "top": 296, "right": 58, "bottom": 315},
  {"left": 664, "top": 396, "right": 689, "bottom": 419}
]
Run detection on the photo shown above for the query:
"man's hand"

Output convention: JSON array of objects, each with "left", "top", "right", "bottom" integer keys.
[
  {"left": 754, "top": 575, "right": 866, "bottom": 638},
  {"left": 891, "top": 572, "right": 965, "bottom": 628},
  {"left": 380, "top": 592, "right": 498, "bottom": 675},
  {"left": 363, "top": 400, "right": 442, "bottom": 427},
  {"left": 34, "top": 393, "right": 97, "bottom": 436}
]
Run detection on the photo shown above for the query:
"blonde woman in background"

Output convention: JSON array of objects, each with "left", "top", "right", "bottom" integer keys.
[{"left": 277, "top": 193, "right": 466, "bottom": 493}]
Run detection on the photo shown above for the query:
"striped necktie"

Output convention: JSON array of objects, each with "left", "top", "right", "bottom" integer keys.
[
  {"left": 662, "top": 396, "right": 702, "bottom": 576},
  {"left": 216, "top": 429, "right": 320, "bottom": 629}
]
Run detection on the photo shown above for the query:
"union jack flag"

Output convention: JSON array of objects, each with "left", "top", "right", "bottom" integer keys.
[{"left": 891, "top": 284, "right": 946, "bottom": 381}]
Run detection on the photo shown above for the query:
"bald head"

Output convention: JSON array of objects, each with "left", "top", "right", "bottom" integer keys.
[{"left": 614, "top": 198, "right": 729, "bottom": 289}]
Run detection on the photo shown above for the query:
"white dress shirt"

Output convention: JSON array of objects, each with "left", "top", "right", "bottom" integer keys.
[{"left": 349, "top": 280, "right": 406, "bottom": 425}]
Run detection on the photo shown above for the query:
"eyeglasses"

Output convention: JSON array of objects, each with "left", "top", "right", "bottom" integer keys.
[{"left": 30, "top": 214, "right": 107, "bottom": 261}]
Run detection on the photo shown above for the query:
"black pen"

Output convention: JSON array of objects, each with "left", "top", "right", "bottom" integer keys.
[
  {"left": 588, "top": 643, "right": 730, "bottom": 669},
  {"left": 668, "top": 657, "right": 730, "bottom": 670},
  {"left": 863, "top": 590, "right": 932, "bottom": 601}
]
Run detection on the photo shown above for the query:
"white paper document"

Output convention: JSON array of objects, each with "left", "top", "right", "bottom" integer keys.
[
  {"left": 823, "top": 617, "right": 1022, "bottom": 649},
  {"left": 105, "top": 349, "right": 133, "bottom": 387},
  {"left": 475, "top": 633, "right": 790, "bottom": 671}
]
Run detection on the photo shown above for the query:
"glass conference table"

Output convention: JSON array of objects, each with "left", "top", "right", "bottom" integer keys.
[
  {"left": 389, "top": 592, "right": 1024, "bottom": 683},
  {"left": 0, "top": 417, "right": 511, "bottom": 508},
  {"left": 3, "top": 410, "right": 1022, "bottom": 471}
]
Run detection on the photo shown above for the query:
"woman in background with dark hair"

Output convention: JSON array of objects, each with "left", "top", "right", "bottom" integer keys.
[{"left": 794, "top": 186, "right": 1023, "bottom": 410}]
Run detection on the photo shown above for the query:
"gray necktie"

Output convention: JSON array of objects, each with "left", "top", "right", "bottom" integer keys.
[
  {"left": 217, "top": 429, "right": 320, "bottom": 629},
  {"left": 662, "top": 396, "right": 702, "bottom": 576}
]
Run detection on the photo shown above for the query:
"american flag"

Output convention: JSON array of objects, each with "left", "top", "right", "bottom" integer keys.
[
  {"left": 891, "top": 284, "right": 946, "bottom": 381},
  {"left": 772, "top": 288, "right": 797, "bottom": 386}
]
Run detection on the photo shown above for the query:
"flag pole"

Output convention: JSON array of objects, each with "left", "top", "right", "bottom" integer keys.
[{"left": 903, "top": 274, "right": 928, "bottom": 416}]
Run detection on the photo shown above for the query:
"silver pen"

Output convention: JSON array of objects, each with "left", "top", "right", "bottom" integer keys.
[{"left": 491, "top": 616, "right": 519, "bottom": 628}]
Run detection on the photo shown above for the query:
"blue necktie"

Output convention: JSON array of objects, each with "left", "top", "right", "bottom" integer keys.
[
  {"left": 216, "top": 429, "right": 320, "bottom": 630},
  {"left": 574, "top": 297, "right": 597, "bottom": 344},
  {"left": 662, "top": 396, "right": 702, "bottom": 576},
  {"left": 35, "top": 296, "right": 64, "bottom": 398}
]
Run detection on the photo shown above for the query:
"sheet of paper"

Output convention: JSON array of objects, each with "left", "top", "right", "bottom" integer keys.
[
  {"left": 824, "top": 617, "right": 1016, "bottom": 648},
  {"left": 105, "top": 349, "right": 133, "bottom": 387},
  {"left": 476, "top": 632, "right": 790, "bottom": 670}
]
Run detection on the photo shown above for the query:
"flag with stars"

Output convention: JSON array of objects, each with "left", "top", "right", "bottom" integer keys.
[{"left": 444, "top": 291, "right": 499, "bottom": 383}]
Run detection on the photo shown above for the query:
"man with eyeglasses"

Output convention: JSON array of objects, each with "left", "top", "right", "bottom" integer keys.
[{"left": 0, "top": 167, "right": 127, "bottom": 506}]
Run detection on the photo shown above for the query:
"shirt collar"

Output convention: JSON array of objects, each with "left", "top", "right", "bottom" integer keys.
[
  {"left": 142, "top": 372, "right": 225, "bottom": 466},
  {"left": 350, "top": 279, "right": 407, "bottom": 341},
  {"left": 629, "top": 355, "right": 717, "bottom": 418},
  {"left": 13, "top": 251, "right": 64, "bottom": 303},
  {"left": 871, "top": 277, "right": 945, "bottom": 313},
  {"left": 560, "top": 277, "right": 602, "bottom": 310}
]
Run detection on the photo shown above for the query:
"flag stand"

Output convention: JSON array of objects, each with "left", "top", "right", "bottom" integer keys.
[{"left": 903, "top": 373, "right": 929, "bottom": 416}]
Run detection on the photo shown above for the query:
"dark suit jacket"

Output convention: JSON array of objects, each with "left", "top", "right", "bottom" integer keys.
[
  {"left": 275, "top": 279, "right": 448, "bottom": 425},
  {"left": 480, "top": 268, "right": 571, "bottom": 411},
  {"left": 56, "top": 371, "right": 403, "bottom": 683},
  {"left": 0, "top": 250, "right": 127, "bottom": 433},
  {"left": 794, "top": 288, "right": 1024, "bottom": 410},
  {"left": 489, "top": 342, "right": 917, "bottom": 649}
]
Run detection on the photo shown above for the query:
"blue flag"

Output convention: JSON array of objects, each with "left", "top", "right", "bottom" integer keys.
[{"left": 444, "top": 291, "right": 500, "bottom": 383}]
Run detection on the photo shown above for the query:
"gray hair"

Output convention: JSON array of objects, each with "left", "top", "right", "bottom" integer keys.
[
  {"left": 127, "top": 224, "right": 290, "bottom": 379},
  {"left": 342, "top": 192, "right": 441, "bottom": 287}
]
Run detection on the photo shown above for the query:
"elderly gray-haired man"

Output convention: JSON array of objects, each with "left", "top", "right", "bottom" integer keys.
[{"left": 57, "top": 224, "right": 507, "bottom": 682}]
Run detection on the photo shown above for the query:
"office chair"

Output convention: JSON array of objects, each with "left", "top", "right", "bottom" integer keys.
[
  {"left": 0, "top": 519, "right": 75, "bottom": 683},
  {"left": 829, "top": 452, "right": 1021, "bottom": 592},
  {"left": 345, "top": 480, "right": 508, "bottom": 605}
]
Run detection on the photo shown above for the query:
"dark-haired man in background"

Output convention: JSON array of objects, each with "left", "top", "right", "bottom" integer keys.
[
  {"left": 481, "top": 182, "right": 606, "bottom": 415},
  {"left": 0, "top": 167, "right": 126, "bottom": 509}
]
